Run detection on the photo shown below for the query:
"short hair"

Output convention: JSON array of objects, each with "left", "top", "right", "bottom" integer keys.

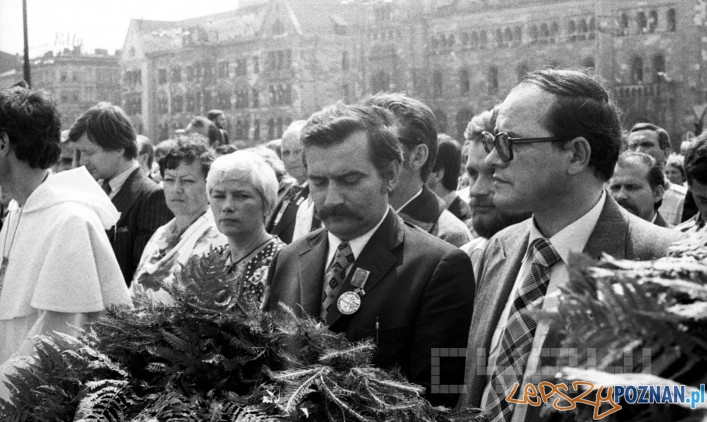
[
  {"left": 363, "top": 92, "right": 437, "bottom": 181},
  {"left": 615, "top": 151, "right": 665, "bottom": 210},
  {"left": 154, "top": 139, "right": 178, "bottom": 162},
  {"left": 302, "top": 102, "right": 403, "bottom": 177},
  {"left": 249, "top": 146, "right": 287, "bottom": 182},
  {"left": 215, "top": 144, "right": 238, "bottom": 157},
  {"left": 137, "top": 134, "right": 154, "bottom": 168},
  {"left": 186, "top": 116, "right": 221, "bottom": 146},
  {"left": 206, "top": 150, "right": 278, "bottom": 220},
  {"left": 68, "top": 102, "right": 138, "bottom": 159},
  {"left": 666, "top": 153, "right": 685, "bottom": 180},
  {"left": 282, "top": 120, "right": 307, "bottom": 144},
  {"left": 465, "top": 107, "right": 499, "bottom": 145},
  {"left": 684, "top": 133, "right": 707, "bottom": 185},
  {"left": 158, "top": 137, "right": 215, "bottom": 179},
  {"left": 518, "top": 69, "right": 622, "bottom": 181},
  {"left": 433, "top": 134, "right": 462, "bottom": 191},
  {"left": 630, "top": 122, "right": 671, "bottom": 151},
  {"left": 207, "top": 109, "right": 224, "bottom": 121},
  {"left": 0, "top": 86, "right": 61, "bottom": 169}
]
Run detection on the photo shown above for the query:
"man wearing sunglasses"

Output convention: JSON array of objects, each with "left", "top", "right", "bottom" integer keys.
[{"left": 458, "top": 69, "right": 682, "bottom": 422}]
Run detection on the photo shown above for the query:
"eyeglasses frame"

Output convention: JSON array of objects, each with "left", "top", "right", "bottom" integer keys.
[{"left": 481, "top": 131, "right": 569, "bottom": 162}]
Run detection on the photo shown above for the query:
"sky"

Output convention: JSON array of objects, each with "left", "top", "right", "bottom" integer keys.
[{"left": 0, "top": 0, "right": 241, "bottom": 57}]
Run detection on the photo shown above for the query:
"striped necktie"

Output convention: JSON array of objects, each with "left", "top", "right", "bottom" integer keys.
[{"left": 485, "top": 237, "right": 561, "bottom": 422}]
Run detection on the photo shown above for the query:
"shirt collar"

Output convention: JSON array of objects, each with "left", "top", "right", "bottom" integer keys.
[
  {"left": 105, "top": 161, "right": 139, "bottom": 196},
  {"left": 327, "top": 207, "right": 389, "bottom": 263},
  {"left": 526, "top": 190, "right": 606, "bottom": 265},
  {"left": 396, "top": 188, "right": 423, "bottom": 213}
]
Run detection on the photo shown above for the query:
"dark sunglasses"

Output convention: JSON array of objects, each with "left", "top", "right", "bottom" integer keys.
[{"left": 481, "top": 131, "right": 568, "bottom": 162}]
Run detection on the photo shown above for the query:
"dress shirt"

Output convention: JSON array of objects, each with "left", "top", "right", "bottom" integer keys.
[
  {"left": 482, "top": 191, "right": 606, "bottom": 421},
  {"left": 658, "top": 182, "right": 686, "bottom": 226},
  {"left": 293, "top": 195, "right": 315, "bottom": 242},
  {"left": 102, "top": 161, "right": 139, "bottom": 199},
  {"left": 325, "top": 207, "right": 389, "bottom": 275}
]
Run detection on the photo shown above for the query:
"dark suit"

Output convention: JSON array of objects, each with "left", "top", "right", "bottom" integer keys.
[
  {"left": 398, "top": 184, "right": 471, "bottom": 247},
  {"left": 266, "top": 183, "right": 308, "bottom": 244},
  {"left": 654, "top": 211, "right": 672, "bottom": 228},
  {"left": 266, "top": 209, "right": 474, "bottom": 407},
  {"left": 458, "top": 195, "right": 683, "bottom": 414},
  {"left": 108, "top": 167, "right": 172, "bottom": 285}
]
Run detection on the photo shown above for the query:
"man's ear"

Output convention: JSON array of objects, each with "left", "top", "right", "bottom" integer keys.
[
  {"left": 564, "top": 137, "right": 592, "bottom": 175},
  {"left": 384, "top": 160, "right": 401, "bottom": 194},
  {"left": 0, "top": 132, "right": 10, "bottom": 157},
  {"left": 409, "top": 143, "right": 429, "bottom": 172},
  {"left": 429, "top": 168, "right": 444, "bottom": 184},
  {"left": 653, "top": 184, "right": 665, "bottom": 205}
]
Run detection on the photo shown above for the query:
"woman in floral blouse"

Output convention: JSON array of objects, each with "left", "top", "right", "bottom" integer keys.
[
  {"left": 205, "top": 150, "right": 285, "bottom": 307},
  {"left": 130, "top": 139, "right": 226, "bottom": 303}
]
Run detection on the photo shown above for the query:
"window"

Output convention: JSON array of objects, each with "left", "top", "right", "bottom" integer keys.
[
  {"left": 276, "top": 117, "right": 284, "bottom": 138},
  {"left": 267, "top": 51, "right": 275, "bottom": 71},
  {"left": 433, "top": 70, "right": 443, "bottom": 97},
  {"left": 620, "top": 13, "right": 629, "bottom": 35},
  {"left": 504, "top": 28, "right": 513, "bottom": 45},
  {"left": 578, "top": 20, "right": 588, "bottom": 41},
  {"left": 253, "top": 119, "right": 260, "bottom": 141},
  {"left": 459, "top": 68, "right": 470, "bottom": 95},
  {"left": 171, "top": 66, "right": 181, "bottom": 83},
  {"left": 158, "top": 69, "right": 167, "bottom": 84},
  {"left": 186, "top": 93, "right": 195, "bottom": 112},
  {"left": 171, "top": 95, "right": 183, "bottom": 112},
  {"left": 461, "top": 32, "right": 469, "bottom": 45},
  {"left": 253, "top": 56, "right": 260, "bottom": 74},
  {"left": 267, "top": 118, "right": 275, "bottom": 140},
  {"left": 371, "top": 71, "right": 389, "bottom": 93},
  {"left": 470, "top": 32, "right": 479, "bottom": 49},
  {"left": 540, "top": 23, "right": 549, "bottom": 43},
  {"left": 218, "top": 61, "right": 229, "bottom": 78},
  {"left": 342, "top": 52, "right": 349, "bottom": 71},
  {"left": 647, "top": 10, "right": 658, "bottom": 33},
  {"left": 433, "top": 109, "right": 448, "bottom": 133},
  {"left": 582, "top": 57, "right": 595, "bottom": 70},
  {"left": 447, "top": 34, "right": 456, "bottom": 48},
  {"left": 186, "top": 66, "right": 194, "bottom": 81},
  {"left": 276, "top": 51, "right": 284, "bottom": 69},
  {"left": 495, "top": 28, "right": 504, "bottom": 48},
  {"left": 653, "top": 54, "right": 665, "bottom": 83},
  {"left": 203, "top": 92, "right": 212, "bottom": 111},
  {"left": 529, "top": 25, "right": 539, "bottom": 43},
  {"left": 637, "top": 11, "right": 647, "bottom": 33},
  {"left": 588, "top": 18, "right": 595, "bottom": 40},
  {"left": 236, "top": 59, "right": 247, "bottom": 76},
  {"left": 550, "top": 22, "right": 559, "bottom": 42},
  {"left": 479, "top": 31, "right": 487, "bottom": 48},
  {"left": 218, "top": 93, "right": 231, "bottom": 110},
  {"left": 631, "top": 56, "right": 644, "bottom": 83},
  {"left": 158, "top": 96, "right": 168, "bottom": 113},
  {"left": 488, "top": 66, "right": 499, "bottom": 94},
  {"left": 567, "top": 20, "right": 577, "bottom": 42},
  {"left": 667, "top": 9, "right": 676, "bottom": 32},
  {"left": 252, "top": 88, "right": 259, "bottom": 108},
  {"left": 514, "top": 26, "right": 522, "bottom": 45},
  {"left": 272, "top": 19, "right": 285, "bottom": 36},
  {"left": 456, "top": 108, "right": 474, "bottom": 141}
]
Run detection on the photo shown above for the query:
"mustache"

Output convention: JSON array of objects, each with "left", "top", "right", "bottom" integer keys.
[{"left": 315, "top": 204, "right": 362, "bottom": 220}]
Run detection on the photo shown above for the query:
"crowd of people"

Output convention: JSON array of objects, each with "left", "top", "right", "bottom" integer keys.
[{"left": 0, "top": 67, "right": 704, "bottom": 420}]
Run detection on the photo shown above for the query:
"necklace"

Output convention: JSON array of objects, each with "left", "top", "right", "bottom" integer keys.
[
  {"left": 227, "top": 236, "right": 275, "bottom": 270},
  {"left": 0, "top": 206, "right": 24, "bottom": 292}
]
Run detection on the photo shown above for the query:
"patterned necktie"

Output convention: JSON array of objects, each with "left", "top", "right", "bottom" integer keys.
[
  {"left": 320, "top": 241, "right": 355, "bottom": 321},
  {"left": 485, "top": 238, "right": 561, "bottom": 422}
]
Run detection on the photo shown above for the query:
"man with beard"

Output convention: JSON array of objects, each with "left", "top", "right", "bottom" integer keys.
[
  {"left": 609, "top": 151, "right": 670, "bottom": 227},
  {"left": 266, "top": 102, "right": 473, "bottom": 408},
  {"left": 460, "top": 108, "right": 531, "bottom": 274}
]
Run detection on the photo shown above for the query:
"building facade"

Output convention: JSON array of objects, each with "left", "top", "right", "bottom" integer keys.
[
  {"left": 0, "top": 47, "right": 121, "bottom": 129},
  {"left": 122, "top": 0, "right": 707, "bottom": 148}
]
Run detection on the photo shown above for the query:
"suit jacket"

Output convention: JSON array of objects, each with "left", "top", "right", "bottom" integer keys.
[
  {"left": 266, "top": 208, "right": 475, "bottom": 407},
  {"left": 447, "top": 194, "right": 471, "bottom": 221},
  {"left": 458, "top": 194, "right": 683, "bottom": 414},
  {"left": 653, "top": 211, "right": 672, "bottom": 228},
  {"left": 398, "top": 184, "right": 472, "bottom": 247},
  {"left": 266, "top": 183, "right": 308, "bottom": 244},
  {"left": 108, "top": 167, "right": 172, "bottom": 285}
]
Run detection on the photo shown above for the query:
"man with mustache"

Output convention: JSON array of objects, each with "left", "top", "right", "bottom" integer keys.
[
  {"left": 460, "top": 108, "right": 531, "bottom": 274},
  {"left": 266, "top": 102, "right": 474, "bottom": 407},
  {"left": 609, "top": 151, "right": 670, "bottom": 227}
]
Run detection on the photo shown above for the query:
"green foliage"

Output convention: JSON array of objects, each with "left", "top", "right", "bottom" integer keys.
[{"left": 0, "top": 250, "right": 485, "bottom": 422}]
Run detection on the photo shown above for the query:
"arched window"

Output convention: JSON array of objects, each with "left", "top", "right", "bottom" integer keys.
[
  {"left": 582, "top": 57, "right": 595, "bottom": 70},
  {"left": 631, "top": 56, "right": 644, "bottom": 83},
  {"left": 567, "top": 20, "right": 577, "bottom": 42},
  {"left": 459, "top": 68, "right": 470, "bottom": 95},
  {"left": 637, "top": 12, "right": 647, "bottom": 33},
  {"left": 588, "top": 17, "right": 595, "bottom": 40},
  {"left": 620, "top": 13, "right": 629, "bottom": 35},
  {"left": 495, "top": 28, "right": 504, "bottom": 48},
  {"left": 488, "top": 66, "right": 499, "bottom": 94},
  {"left": 456, "top": 108, "right": 474, "bottom": 141},
  {"left": 578, "top": 20, "right": 588, "bottom": 41},
  {"left": 433, "top": 70, "right": 443, "bottom": 97},
  {"left": 529, "top": 25, "right": 539, "bottom": 43},
  {"left": 550, "top": 22, "right": 559, "bottom": 42},
  {"left": 648, "top": 10, "right": 658, "bottom": 33},
  {"left": 514, "top": 26, "right": 522, "bottom": 45},
  {"left": 653, "top": 54, "right": 665, "bottom": 83},
  {"left": 504, "top": 27, "right": 513, "bottom": 45},
  {"left": 667, "top": 9, "right": 676, "bottom": 32}
]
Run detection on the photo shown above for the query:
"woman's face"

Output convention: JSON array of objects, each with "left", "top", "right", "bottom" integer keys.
[
  {"left": 209, "top": 177, "right": 266, "bottom": 239},
  {"left": 665, "top": 164, "right": 685, "bottom": 185},
  {"left": 163, "top": 160, "right": 208, "bottom": 218}
]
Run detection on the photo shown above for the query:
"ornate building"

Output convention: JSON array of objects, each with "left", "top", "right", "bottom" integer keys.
[
  {"left": 0, "top": 47, "right": 121, "bottom": 128},
  {"left": 122, "top": 0, "right": 707, "bottom": 147}
]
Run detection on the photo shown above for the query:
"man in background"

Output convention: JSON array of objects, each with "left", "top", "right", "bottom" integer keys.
[
  {"left": 69, "top": 102, "right": 173, "bottom": 284},
  {"left": 678, "top": 133, "right": 707, "bottom": 234},
  {"left": 208, "top": 109, "right": 230, "bottom": 144},
  {"left": 427, "top": 134, "right": 471, "bottom": 221},
  {"left": 609, "top": 151, "right": 669, "bottom": 227}
]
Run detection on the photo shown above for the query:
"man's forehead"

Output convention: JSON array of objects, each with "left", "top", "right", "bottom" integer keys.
[
  {"left": 496, "top": 84, "right": 554, "bottom": 130},
  {"left": 628, "top": 130, "right": 659, "bottom": 143}
]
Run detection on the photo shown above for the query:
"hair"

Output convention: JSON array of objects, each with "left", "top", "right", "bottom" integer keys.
[
  {"left": 207, "top": 109, "right": 224, "bottom": 121},
  {"left": 249, "top": 146, "right": 287, "bottom": 182},
  {"left": 465, "top": 107, "right": 499, "bottom": 145},
  {"left": 136, "top": 134, "right": 154, "bottom": 168},
  {"left": 186, "top": 116, "right": 222, "bottom": 146},
  {"left": 684, "top": 132, "right": 707, "bottom": 186},
  {"left": 154, "top": 139, "right": 178, "bottom": 162},
  {"left": 215, "top": 143, "right": 238, "bottom": 157},
  {"left": 265, "top": 139, "right": 282, "bottom": 158},
  {"left": 282, "top": 120, "right": 307, "bottom": 144},
  {"left": 615, "top": 152, "right": 666, "bottom": 210},
  {"left": 362, "top": 92, "right": 437, "bottom": 181},
  {"left": 158, "top": 137, "right": 215, "bottom": 179},
  {"left": 630, "top": 122, "right": 671, "bottom": 151},
  {"left": 0, "top": 86, "right": 61, "bottom": 169},
  {"left": 666, "top": 153, "right": 686, "bottom": 181},
  {"left": 433, "top": 134, "right": 462, "bottom": 191},
  {"left": 68, "top": 102, "right": 138, "bottom": 158},
  {"left": 302, "top": 102, "right": 403, "bottom": 177},
  {"left": 517, "top": 69, "right": 622, "bottom": 181},
  {"left": 206, "top": 150, "right": 278, "bottom": 220}
]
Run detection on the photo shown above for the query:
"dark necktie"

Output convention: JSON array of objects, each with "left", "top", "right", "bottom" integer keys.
[
  {"left": 485, "top": 237, "right": 561, "bottom": 422},
  {"left": 101, "top": 180, "right": 112, "bottom": 195},
  {"left": 320, "top": 241, "right": 355, "bottom": 322}
]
